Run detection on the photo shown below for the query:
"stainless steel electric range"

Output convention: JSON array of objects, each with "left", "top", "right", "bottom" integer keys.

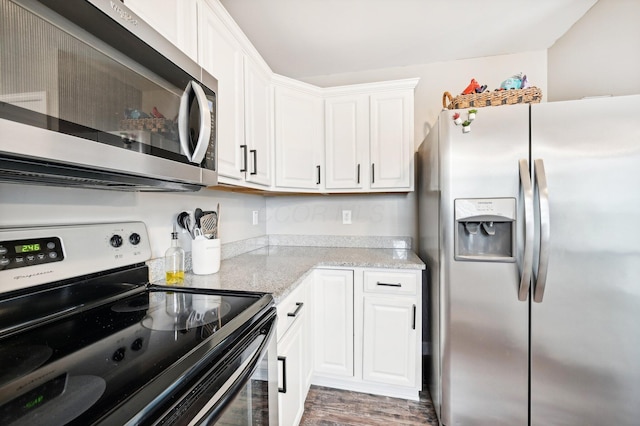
[{"left": 0, "top": 222, "right": 278, "bottom": 426}]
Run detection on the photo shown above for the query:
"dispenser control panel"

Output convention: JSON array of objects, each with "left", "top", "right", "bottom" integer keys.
[{"left": 454, "top": 198, "right": 516, "bottom": 262}]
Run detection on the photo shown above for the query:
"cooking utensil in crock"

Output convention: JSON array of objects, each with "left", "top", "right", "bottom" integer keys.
[{"left": 200, "top": 212, "right": 218, "bottom": 239}]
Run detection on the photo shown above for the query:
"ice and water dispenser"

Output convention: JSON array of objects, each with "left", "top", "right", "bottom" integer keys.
[{"left": 454, "top": 198, "right": 516, "bottom": 262}]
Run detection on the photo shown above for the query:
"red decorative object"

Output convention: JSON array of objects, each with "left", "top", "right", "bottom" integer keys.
[
  {"left": 462, "top": 79, "right": 481, "bottom": 95},
  {"left": 151, "top": 106, "right": 165, "bottom": 118}
]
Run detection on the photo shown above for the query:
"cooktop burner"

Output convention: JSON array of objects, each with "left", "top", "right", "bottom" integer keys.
[
  {"left": 0, "top": 344, "right": 53, "bottom": 384},
  {"left": 111, "top": 292, "right": 150, "bottom": 313},
  {"left": 140, "top": 291, "right": 233, "bottom": 332}
]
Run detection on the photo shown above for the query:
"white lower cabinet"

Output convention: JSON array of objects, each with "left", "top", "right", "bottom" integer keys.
[
  {"left": 311, "top": 267, "right": 422, "bottom": 401},
  {"left": 277, "top": 277, "right": 311, "bottom": 426},
  {"left": 362, "top": 295, "right": 417, "bottom": 387},
  {"left": 277, "top": 267, "right": 421, "bottom": 425},
  {"left": 278, "top": 314, "right": 304, "bottom": 426},
  {"left": 361, "top": 269, "right": 419, "bottom": 390},
  {"left": 312, "top": 269, "right": 354, "bottom": 378}
]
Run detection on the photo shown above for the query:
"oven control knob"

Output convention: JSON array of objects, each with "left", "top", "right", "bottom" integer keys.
[
  {"left": 112, "top": 347, "right": 126, "bottom": 362},
  {"left": 110, "top": 234, "right": 123, "bottom": 248},
  {"left": 129, "top": 233, "right": 141, "bottom": 245}
]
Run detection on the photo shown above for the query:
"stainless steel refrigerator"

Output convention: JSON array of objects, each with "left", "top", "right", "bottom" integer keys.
[{"left": 418, "top": 95, "right": 640, "bottom": 425}]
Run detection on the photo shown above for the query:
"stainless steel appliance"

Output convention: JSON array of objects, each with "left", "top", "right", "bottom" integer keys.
[
  {"left": 0, "top": 0, "right": 217, "bottom": 191},
  {"left": 0, "top": 222, "right": 278, "bottom": 425},
  {"left": 418, "top": 95, "right": 640, "bottom": 425}
]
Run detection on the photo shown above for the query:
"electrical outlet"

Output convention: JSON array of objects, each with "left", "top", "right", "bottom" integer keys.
[
  {"left": 252, "top": 211, "right": 259, "bottom": 225},
  {"left": 342, "top": 210, "right": 352, "bottom": 225}
]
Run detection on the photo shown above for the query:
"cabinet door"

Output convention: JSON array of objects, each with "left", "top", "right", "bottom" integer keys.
[
  {"left": 274, "top": 86, "right": 324, "bottom": 190},
  {"left": 362, "top": 295, "right": 417, "bottom": 387},
  {"left": 369, "top": 90, "right": 413, "bottom": 189},
  {"left": 324, "top": 95, "right": 369, "bottom": 190},
  {"left": 244, "top": 58, "right": 272, "bottom": 186},
  {"left": 278, "top": 315, "right": 304, "bottom": 426},
  {"left": 124, "top": 0, "right": 197, "bottom": 61},
  {"left": 313, "top": 269, "right": 354, "bottom": 377},
  {"left": 198, "top": 1, "right": 244, "bottom": 180}
]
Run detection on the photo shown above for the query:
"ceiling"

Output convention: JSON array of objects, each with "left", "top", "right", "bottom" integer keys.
[{"left": 219, "top": 0, "right": 598, "bottom": 80}]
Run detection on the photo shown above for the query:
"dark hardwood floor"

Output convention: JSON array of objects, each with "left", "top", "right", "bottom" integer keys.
[{"left": 299, "top": 385, "right": 439, "bottom": 426}]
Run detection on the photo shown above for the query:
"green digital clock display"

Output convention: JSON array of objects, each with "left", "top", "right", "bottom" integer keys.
[{"left": 15, "top": 243, "right": 41, "bottom": 253}]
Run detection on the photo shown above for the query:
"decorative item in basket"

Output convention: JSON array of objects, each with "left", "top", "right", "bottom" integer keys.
[
  {"left": 443, "top": 87, "right": 543, "bottom": 110},
  {"left": 120, "top": 117, "right": 175, "bottom": 133},
  {"left": 443, "top": 73, "right": 543, "bottom": 110},
  {"left": 120, "top": 107, "right": 177, "bottom": 133}
]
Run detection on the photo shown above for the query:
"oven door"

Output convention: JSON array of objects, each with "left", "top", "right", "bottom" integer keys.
[{"left": 148, "top": 308, "right": 279, "bottom": 426}]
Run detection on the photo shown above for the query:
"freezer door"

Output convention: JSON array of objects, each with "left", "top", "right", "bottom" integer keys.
[
  {"left": 439, "top": 104, "right": 530, "bottom": 425},
  {"left": 530, "top": 95, "right": 640, "bottom": 426}
]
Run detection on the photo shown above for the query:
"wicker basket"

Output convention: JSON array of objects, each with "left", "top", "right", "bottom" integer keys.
[{"left": 442, "top": 87, "right": 543, "bottom": 110}]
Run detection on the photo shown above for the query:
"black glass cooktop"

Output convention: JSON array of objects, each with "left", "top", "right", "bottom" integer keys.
[{"left": 0, "top": 267, "right": 267, "bottom": 426}]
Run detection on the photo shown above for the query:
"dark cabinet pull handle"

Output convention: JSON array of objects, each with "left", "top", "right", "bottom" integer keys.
[
  {"left": 240, "top": 145, "right": 248, "bottom": 172},
  {"left": 316, "top": 165, "right": 321, "bottom": 185},
  {"left": 371, "top": 163, "right": 375, "bottom": 183},
  {"left": 376, "top": 281, "right": 402, "bottom": 287},
  {"left": 278, "top": 356, "right": 287, "bottom": 393},
  {"left": 250, "top": 149, "right": 257, "bottom": 175},
  {"left": 357, "top": 164, "right": 360, "bottom": 184},
  {"left": 412, "top": 304, "right": 416, "bottom": 330},
  {"left": 287, "top": 302, "right": 304, "bottom": 317}
]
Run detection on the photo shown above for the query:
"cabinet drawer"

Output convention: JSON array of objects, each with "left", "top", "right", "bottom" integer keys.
[
  {"left": 277, "top": 283, "right": 307, "bottom": 342},
  {"left": 364, "top": 270, "right": 417, "bottom": 295}
]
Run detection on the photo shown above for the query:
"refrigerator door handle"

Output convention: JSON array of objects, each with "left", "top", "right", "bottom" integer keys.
[
  {"left": 518, "top": 159, "right": 534, "bottom": 301},
  {"left": 533, "top": 159, "right": 551, "bottom": 303}
]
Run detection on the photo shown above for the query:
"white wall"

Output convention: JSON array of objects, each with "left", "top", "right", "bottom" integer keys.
[
  {"left": 548, "top": 0, "right": 640, "bottom": 101},
  {"left": 0, "top": 183, "right": 266, "bottom": 259},
  {"left": 302, "top": 50, "right": 548, "bottom": 151}
]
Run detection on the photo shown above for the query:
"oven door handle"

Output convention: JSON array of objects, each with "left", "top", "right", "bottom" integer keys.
[{"left": 188, "top": 311, "right": 277, "bottom": 426}]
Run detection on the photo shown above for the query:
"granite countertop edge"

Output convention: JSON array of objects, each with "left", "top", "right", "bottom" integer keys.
[{"left": 160, "top": 246, "right": 425, "bottom": 304}]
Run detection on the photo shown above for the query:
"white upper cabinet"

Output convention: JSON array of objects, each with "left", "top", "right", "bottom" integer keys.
[
  {"left": 324, "top": 94, "right": 369, "bottom": 190},
  {"left": 273, "top": 78, "right": 324, "bottom": 191},
  {"left": 324, "top": 79, "right": 418, "bottom": 192},
  {"left": 243, "top": 57, "right": 273, "bottom": 187},
  {"left": 197, "top": 0, "right": 273, "bottom": 188},
  {"left": 369, "top": 89, "right": 415, "bottom": 190},
  {"left": 124, "top": 0, "right": 198, "bottom": 61},
  {"left": 198, "top": 0, "right": 244, "bottom": 180}
]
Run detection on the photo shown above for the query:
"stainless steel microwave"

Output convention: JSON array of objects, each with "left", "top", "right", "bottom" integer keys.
[{"left": 0, "top": 0, "right": 217, "bottom": 191}]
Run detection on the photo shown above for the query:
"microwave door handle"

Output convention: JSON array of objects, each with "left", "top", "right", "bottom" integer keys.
[
  {"left": 178, "top": 81, "right": 194, "bottom": 162},
  {"left": 190, "top": 82, "right": 212, "bottom": 165}
]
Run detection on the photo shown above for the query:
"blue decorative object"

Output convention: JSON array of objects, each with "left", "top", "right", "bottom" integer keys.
[
  {"left": 124, "top": 108, "right": 150, "bottom": 119},
  {"left": 500, "top": 77, "right": 522, "bottom": 90}
]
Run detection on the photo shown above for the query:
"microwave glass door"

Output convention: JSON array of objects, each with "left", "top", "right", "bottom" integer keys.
[{"left": 0, "top": 0, "right": 213, "bottom": 167}]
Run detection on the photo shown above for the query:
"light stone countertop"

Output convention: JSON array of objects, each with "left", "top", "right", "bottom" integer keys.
[{"left": 156, "top": 246, "right": 425, "bottom": 304}]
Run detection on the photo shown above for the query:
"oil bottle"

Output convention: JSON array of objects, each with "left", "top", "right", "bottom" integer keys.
[{"left": 165, "top": 226, "right": 185, "bottom": 284}]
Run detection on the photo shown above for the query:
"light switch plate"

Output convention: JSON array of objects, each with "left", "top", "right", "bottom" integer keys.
[{"left": 252, "top": 211, "right": 259, "bottom": 225}]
